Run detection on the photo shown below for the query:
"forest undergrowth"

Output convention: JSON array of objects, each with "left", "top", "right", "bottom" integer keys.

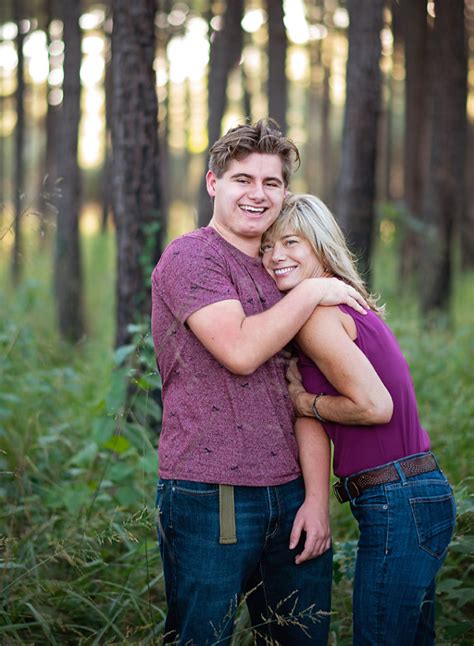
[{"left": 0, "top": 233, "right": 473, "bottom": 644}]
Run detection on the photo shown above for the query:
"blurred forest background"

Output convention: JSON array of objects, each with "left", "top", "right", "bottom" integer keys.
[{"left": 1, "top": 0, "right": 473, "bottom": 644}]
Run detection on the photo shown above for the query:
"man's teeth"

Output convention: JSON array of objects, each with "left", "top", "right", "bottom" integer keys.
[
  {"left": 274, "top": 267, "right": 296, "bottom": 275},
  {"left": 240, "top": 205, "right": 265, "bottom": 213}
]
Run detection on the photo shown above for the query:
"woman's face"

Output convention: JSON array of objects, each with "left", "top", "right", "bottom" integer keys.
[{"left": 261, "top": 230, "right": 326, "bottom": 291}]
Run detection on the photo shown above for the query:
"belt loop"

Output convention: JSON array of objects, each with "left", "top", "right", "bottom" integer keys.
[
  {"left": 430, "top": 451, "right": 441, "bottom": 471},
  {"left": 394, "top": 460, "right": 407, "bottom": 484},
  {"left": 343, "top": 478, "right": 353, "bottom": 502},
  {"left": 219, "top": 484, "right": 237, "bottom": 544}
]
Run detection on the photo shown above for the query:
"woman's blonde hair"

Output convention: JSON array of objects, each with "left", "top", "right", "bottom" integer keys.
[{"left": 262, "top": 193, "right": 384, "bottom": 315}]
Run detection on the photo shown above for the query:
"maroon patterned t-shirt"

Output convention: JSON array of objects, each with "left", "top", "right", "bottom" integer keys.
[{"left": 151, "top": 226, "right": 300, "bottom": 486}]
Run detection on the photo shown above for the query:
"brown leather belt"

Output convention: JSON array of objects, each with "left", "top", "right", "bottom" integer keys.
[{"left": 333, "top": 453, "right": 438, "bottom": 504}]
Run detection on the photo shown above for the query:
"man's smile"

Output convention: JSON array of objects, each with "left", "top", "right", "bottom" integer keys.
[{"left": 239, "top": 204, "right": 267, "bottom": 214}]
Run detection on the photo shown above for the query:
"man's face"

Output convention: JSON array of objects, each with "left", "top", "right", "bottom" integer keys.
[{"left": 206, "top": 153, "right": 287, "bottom": 243}]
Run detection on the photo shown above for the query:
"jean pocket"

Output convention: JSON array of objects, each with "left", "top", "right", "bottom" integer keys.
[
  {"left": 155, "top": 480, "right": 166, "bottom": 508},
  {"left": 410, "top": 492, "right": 456, "bottom": 559},
  {"left": 352, "top": 489, "right": 388, "bottom": 510},
  {"left": 173, "top": 480, "right": 219, "bottom": 497}
]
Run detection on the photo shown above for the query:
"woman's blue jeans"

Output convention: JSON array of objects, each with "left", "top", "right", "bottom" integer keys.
[
  {"left": 156, "top": 476, "right": 332, "bottom": 645},
  {"left": 344, "top": 455, "right": 456, "bottom": 645}
]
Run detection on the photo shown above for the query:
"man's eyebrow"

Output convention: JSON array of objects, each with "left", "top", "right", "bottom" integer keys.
[{"left": 229, "top": 172, "right": 283, "bottom": 184}]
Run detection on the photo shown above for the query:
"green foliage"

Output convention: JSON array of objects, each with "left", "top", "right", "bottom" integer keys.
[
  {"left": 0, "top": 232, "right": 473, "bottom": 643},
  {"left": 0, "top": 241, "right": 164, "bottom": 643}
]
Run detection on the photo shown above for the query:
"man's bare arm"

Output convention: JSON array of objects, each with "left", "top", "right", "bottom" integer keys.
[
  {"left": 290, "top": 417, "right": 331, "bottom": 564},
  {"left": 187, "top": 278, "right": 367, "bottom": 375}
]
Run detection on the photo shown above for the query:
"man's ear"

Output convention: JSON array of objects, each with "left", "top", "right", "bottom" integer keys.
[{"left": 206, "top": 170, "right": 217, "bottom": 197}]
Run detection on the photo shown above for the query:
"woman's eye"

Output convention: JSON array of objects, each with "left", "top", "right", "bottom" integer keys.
[
  {"left": 261, "top": 244, "right": 273, "bottom": 253},
  {"left": 285, "top": 239, "right": 298, "bottom": 245}
]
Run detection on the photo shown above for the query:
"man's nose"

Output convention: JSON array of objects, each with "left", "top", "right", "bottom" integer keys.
[{"left": 248, "top": 182, "right": 265, "bottom": 200}]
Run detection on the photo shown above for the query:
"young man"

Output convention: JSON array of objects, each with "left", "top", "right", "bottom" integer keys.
[{"left": 151, "top": 119, "right": 366, "bottom": 645}]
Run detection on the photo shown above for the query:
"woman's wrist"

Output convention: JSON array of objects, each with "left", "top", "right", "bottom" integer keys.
[{"left": 295, "top": 391, "right": 316, "bottom": 417}]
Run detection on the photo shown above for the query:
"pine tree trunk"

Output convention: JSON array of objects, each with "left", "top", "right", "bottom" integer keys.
[
  {"left": 102, "top": 25, "right": 113, "bottom": 233},
  {"left": 419, "top": 0, "right": 467, "bottom": 316},
  {"left": 111, "top": 0, "right": 162, "bottom": 347},
  {"left": 267, "top": 0, "right": 287, "bottom": 132},
  {"left": 460, "top": 120, "right": 474, "bottom": 269},
  {"left": 197, "top": 0, "right": 244, "bottom": 228},
  {"left": 39, "top": 0, "right": 60, "bottom": 246},
  {"left": 54, "top": 0, "right": 84, "bottom": 341},
  {"left": 398, "top": 0, "right": 429, "bottom": 283},
  {"left": 12, "top": 1, "right": 25, "bottom": 285},
  {"left": 335, "top": 0, "right": 384, "bottom": 285},
  {"left": 320, "top": 64, "right": 332, "bottom": 204}
]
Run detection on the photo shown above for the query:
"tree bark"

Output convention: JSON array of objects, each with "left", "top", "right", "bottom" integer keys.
[
  {"left": 39, "top": 0, "right": 60, "bottom": 246},
  {"left": 320, "top": 64, "right": 332, "bottom": 204},
  {"left": 461, "top": 120, "right": 474, "bottom": 269},
  {"left": 335, "top": 0, "right": 384, "bottom": 285},
  {"left": 111, "top": 0, "right": 162, "bottom": 347},
  {"left": 12, "top": 0, "right": 25, "bottom": 285},
  {"left": 267, "top": 0, "right": 287, "bottom": 132},
  {"left": 419, "top": 0, "right": 467, "bottom": 316},
  {"left": 398, "top": 0, "right": 429, "bottom": 282},
  {"left": 101, "top": 21, "right": 113, "bottom": 233},
  {"left": 54, "top": 0, "right": 84, "bottom": 341},
  {"left": 197, "top": 0, "right": 244, "bottom": 228}
]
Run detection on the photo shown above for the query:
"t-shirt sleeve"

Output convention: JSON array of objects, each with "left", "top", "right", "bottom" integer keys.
[{"left": 152, "top": 235, "right": 240, "bottom": 323}]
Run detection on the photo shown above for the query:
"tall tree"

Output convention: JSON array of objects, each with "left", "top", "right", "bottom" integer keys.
[
  {"left": 461, "top": 121, "right": 474, "bottom": 269},
  {"left": 398, "top": 0, "right": 429, "bottom": 283},
  {"left": 111, "top": 0, "right": 162, "bottom": 347},
  {"left": 12, "top": 0, "right": 25, "bottom": 285},
  {"left": 419, "top": 0, "right": 467, "bottom": 315},
  {"left": 197, "top": 0, "right": 244, "bottom": 228},
  {"left": 267, "top": 0, "right": 287, "bottom": 132},
  {"left": 101, "top": 14, "right": 113, "bottom": 233},
  {"left": 38, "top": 0, "right": 60, "bottom": 245},
  {"left": 54, "top": 0, "right": 84, "bottom": 341},
  {"left": 336, "top": 0, "right": 384, "bottom": 284}
]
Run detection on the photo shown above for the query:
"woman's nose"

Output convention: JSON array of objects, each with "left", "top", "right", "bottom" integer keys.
[{"left": 272, "top": 243, "right": 286, "bottom": 262}]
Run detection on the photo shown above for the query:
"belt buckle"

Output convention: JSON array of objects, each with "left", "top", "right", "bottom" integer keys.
[{"left": 333, "top": 481, "right": 345, "bottom": 503}]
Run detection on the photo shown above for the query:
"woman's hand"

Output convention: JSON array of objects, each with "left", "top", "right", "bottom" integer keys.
[{"left": 286, "top": 358, "right": 314, "bottom": 417}]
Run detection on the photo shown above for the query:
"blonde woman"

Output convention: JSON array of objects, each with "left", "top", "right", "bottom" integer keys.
[{"left": 261, "top": 193, "right": 456, "bottom": 645}]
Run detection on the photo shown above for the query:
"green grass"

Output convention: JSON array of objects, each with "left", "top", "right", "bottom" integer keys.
[{"left": 1, "top": 229, "right": 473, "bottom": 643}]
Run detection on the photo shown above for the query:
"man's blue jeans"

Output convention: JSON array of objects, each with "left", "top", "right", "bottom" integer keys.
[
  {"left": 345, "top": 456, "right": 456, "bottom": 645},
  {"left": 156, "top": 476, "right": 332, "bottom": 645}
]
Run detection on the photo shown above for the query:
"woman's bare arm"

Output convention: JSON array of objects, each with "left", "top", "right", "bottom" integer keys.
[{"left": 289, "top": 306, "right": 393, "bottom": 425}]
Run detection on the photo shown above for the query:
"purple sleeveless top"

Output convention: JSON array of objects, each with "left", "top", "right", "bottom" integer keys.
[{"left": 299, "top": 305, "right": 430, "bottom": 477}]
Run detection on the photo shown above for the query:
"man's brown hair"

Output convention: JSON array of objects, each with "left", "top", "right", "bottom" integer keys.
[{"left": 208, "top": 119, "right": 300, "bottom": 187}]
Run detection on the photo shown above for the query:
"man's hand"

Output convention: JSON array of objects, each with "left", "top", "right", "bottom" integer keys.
[
  {"left": 289, "top": 498, "right": 331, "bottom": 565},
  {"left": 286, "top": 358, "right": 312, "bottom": 417},
  {"left": 312, "top": 277, "right": 368, "bottom": 315}
]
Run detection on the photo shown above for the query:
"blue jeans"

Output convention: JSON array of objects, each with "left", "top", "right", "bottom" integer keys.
[
  {"left": 156, "top": 476, "right": 332, "bottom": 645},
  {"left": 343, "top": 454, "right": 456, "bottom": 645}
]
